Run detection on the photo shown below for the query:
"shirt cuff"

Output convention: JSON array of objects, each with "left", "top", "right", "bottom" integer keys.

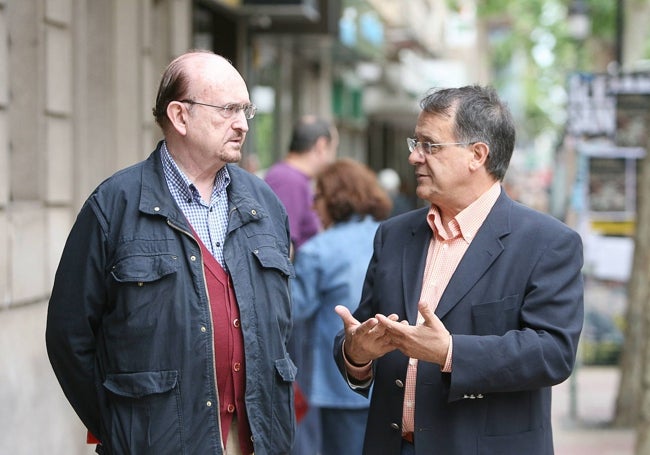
[{"left": 441, "top": 335, "right": 453, "bottom": 373}]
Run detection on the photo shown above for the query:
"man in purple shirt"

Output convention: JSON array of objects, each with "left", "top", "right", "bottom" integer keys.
[
  {"left": 265, "top": 115, "right": 338, "bottom": 252},
  {"left": 265, "top": 115, "right": 338, "bottom": 455}
]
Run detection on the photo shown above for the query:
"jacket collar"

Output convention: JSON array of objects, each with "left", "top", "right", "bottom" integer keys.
[
  {"left": 224, "top": 165, "right": 269, "bottom": 233},
  {"left": 138, "top": 141, "right": 184, "bottom": 221},
  {"left": 402, "top": 207, "right": 433, "bottom": 323},
  {"left": 138, "top": 141, "right": 268, "bottom": 232}
]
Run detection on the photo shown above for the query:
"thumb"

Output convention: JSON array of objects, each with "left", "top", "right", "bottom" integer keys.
[
  {"left": 335, "top": 305, "right": 358, "bottom": 328},
  {"left": 418, "top": 301, "right": 436, "bottom": 325},
  {"left": 418, "top": 301, "right": 447, "bottom": 332}
]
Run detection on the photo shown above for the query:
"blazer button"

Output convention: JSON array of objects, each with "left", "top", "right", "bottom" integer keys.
[
  {"left": 395, "top": 379, "right": 404, "bottom": 388},
  {"left": 390, "top": 423, "right": 400, "bottom": 431}
]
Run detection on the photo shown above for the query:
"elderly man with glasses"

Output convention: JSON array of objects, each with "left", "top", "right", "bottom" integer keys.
[
  {"left": 46, "top": 50, "right": 295, "bottom": 455},
  {"left": 334, "top": 85, "right": 584, "bottom": 455}
]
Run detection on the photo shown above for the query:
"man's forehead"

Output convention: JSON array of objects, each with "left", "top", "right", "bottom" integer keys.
[{"left": 416, "top": 112, "right": 453, "bottom": 135}]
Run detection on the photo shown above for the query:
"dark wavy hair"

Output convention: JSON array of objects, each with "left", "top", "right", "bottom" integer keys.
[
  {"left": 316, "top": 158, "right": 392, "bottom": 223},
  {"left": 420, "top": 85, "right": 516, "bottom": 181}
]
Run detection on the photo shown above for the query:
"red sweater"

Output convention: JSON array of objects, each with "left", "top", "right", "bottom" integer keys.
[{"left": 198, "top": 234, "right": 253, "bottom": 454}]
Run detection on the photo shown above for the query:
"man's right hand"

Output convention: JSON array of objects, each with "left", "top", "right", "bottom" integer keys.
[{"left": 335, "top": 305, "right": 399, "bottom": 365}]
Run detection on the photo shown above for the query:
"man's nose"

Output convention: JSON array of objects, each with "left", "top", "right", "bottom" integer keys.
[
  {"left": 408, "top": 149, "right": 424, "bottom": 165},
  {"left": 232, "top": 111, "right": 249, "bottom": 132}
]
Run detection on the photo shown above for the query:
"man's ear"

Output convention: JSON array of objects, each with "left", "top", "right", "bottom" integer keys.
[
  {"left": 314, "top": 136, "right": 334, "bottom": 161},
  {"left": 469, "top": 142, "right": 490, "bottom": 171},
  {"left": 166, "top": 101, "right": 189, "bottom": 136}
]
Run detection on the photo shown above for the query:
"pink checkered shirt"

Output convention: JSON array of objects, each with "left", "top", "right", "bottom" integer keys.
[{"left": 402, "top": 183, "right": 501, "bottom": 435}]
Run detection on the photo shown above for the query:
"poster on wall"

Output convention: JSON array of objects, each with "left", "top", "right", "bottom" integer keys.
[
  {"left": 578, "top": 143, "right": 645, "bottom": 223},
  {"left": 616, "top": 94, "right": 650, "bottom": 148},
  {"left": 588, "top": 157, "right": 628, "bottom": 214}
]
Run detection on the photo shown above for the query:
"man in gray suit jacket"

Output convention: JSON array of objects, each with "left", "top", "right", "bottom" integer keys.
[{"left": 334, "top": 85, "right": 583, "bottom": 455}]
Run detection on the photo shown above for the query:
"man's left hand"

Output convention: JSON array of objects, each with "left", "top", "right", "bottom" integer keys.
[{"left": 375, "top": 301, "right": 450, "bottom": 366}]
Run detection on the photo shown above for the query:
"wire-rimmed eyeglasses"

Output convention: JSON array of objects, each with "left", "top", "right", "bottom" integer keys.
[
  {"left": 406, "top": 137, "right": 474, "bottom": 156},
  {"left": 180, "top": 99, "right": 257, "bottom": 120}
]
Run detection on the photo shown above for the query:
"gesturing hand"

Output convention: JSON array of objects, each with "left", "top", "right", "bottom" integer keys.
[
  {"left": 335, "top": 305, "right": 399, "bottom": 365},
  {"left": 375, "top": 301, "right": 450, "bottom": 366}
]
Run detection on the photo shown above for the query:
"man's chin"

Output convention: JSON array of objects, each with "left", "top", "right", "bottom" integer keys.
[{"left": 223, "top": 149, "right": 242, "bottom": 164}]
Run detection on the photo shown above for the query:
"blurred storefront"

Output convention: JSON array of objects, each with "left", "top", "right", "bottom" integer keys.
[{"left": 555, "top": 71, "right": 650, "bottom": 365}]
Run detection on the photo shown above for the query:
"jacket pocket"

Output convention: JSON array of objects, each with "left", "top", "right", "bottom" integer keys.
[
  {"left": 274, "top": 355, "right": 297, "bottom": 383},
  {"left": 252, "top": 245, "right": 295, "bottom": 278},
  {"left": 110, "top": 253, "right": 179, "bottom": 283},
  {"left": 478, "top": 426, "right": 548, "bottom": 454},
  {"left": 272, "top": 356, "right": 297, "bottom": 449},
  {"left": 106, "top": 253, "right": 180, "bottom": 341},
  {"left": 103, "top": 370, "right": 184, "bottom": 454},
  {"left": 471, "top": 294, "right": 520, "bottom": 336}
]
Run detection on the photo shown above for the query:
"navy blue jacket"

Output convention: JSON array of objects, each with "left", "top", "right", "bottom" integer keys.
[
  {"left": 46, "top": 142, "right": 296, "bottom": 454},
  {"left": 334, "top": 190, "right": 584, "bottom": 454}
]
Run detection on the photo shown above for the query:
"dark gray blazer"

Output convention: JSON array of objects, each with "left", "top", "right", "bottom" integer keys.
[{"left": 334, "top": 189, "right": 584, "bottom": 454}]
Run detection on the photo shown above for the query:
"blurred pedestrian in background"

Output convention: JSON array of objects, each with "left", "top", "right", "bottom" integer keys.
[
  {"left": 46, "top": 50, "right": 295, "bottom": 455},
  {"left": 378, "top": 168, "right": 416, "bottom": 217},
  {"left": 292, "top": 158, "right": 392, "bottom": 455},
  {"left": 265, "top": 115, "right": 338, "bottom": 253},
  {"left": 334, "top": 85, "right": 584, "bottom": 455},
  {"left": 264, "top": 115, "right": 338, "bottom": 454}
]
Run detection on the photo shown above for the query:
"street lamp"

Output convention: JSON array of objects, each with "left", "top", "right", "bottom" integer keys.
[
  {"left": 566, "top": 4, "right": 590, "bottom": 422},
  {"left": 568, "top": 0, "right": 591, "bottom": 41}
]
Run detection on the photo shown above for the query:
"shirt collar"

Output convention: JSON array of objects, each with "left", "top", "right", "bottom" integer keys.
[
  {"left": 161, "top": 141, "right": 230, "bottom": 203},
  {"left": 427, "top": 182, "right": 501, "bottom": 242}
]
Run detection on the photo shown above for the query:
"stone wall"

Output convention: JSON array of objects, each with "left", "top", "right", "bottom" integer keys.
[{"left": 0, "top": 1, "right": 190, "bottom": 453}]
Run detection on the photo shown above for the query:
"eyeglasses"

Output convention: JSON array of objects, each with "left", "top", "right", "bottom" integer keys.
[
  {"left": 180, "top": 99, "right": 257, "bottom": 120},
  {"left": 406, "top": 137, "right": 474, "bottom": 156}
]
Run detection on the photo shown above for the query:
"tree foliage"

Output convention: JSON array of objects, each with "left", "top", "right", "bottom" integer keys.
[{"left": 469, "top": 0, "right": 618, "bottom": 142}]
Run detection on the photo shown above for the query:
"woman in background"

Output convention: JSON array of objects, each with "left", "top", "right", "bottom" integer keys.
[{"left": 291, "top": 158, "right": 392, "bottom": 455}]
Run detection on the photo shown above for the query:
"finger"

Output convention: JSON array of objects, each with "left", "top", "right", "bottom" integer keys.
[
  {"left": 376, "top": 313, "right": 410, "bottom": 337},
  {"left": 418, "top": 301, "right": 436, "bottom": 325},
  {"left": 375, "top": 313, "right": 398, "bottom": 327},
  {"left": 334, "top": 305, "right": 357, "bottom": 327},
  {"left": 418, "top": 302, "right": 448, "bottom": 336}
]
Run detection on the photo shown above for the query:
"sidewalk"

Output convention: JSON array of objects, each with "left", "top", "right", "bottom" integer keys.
[{"left": 552, "top": 365, "right": 635, "bottom": 454}]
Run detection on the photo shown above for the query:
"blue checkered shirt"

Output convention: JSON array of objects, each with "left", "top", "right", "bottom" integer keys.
[{"left": 161, "top": 141, "right": 230, "bottom": 266}]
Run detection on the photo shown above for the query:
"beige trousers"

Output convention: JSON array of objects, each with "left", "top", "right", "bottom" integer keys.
[{"left": 225, "top": 416, "right": 254, "bottom": 455}]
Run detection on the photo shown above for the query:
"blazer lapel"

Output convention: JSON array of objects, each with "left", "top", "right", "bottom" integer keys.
[
  {"left": 435, "top": 192, "right": 513, "bottom": 320},
  {"left": 401, "top": 212, "right": 432, "bottom": 324}
]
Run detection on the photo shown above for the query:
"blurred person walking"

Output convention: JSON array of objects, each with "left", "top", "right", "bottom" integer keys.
[
  {"left": 265, "top": 115, "right": 338, "bottom": 252},
  {"left": 292, "top": 158, "right": 392, "bottom": 455},
  {"left": 378, "top": 168, "right": 416, "bottom": 217},
  {"left": 46, "top": 50, "right": 296, "bottom": 455}
]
